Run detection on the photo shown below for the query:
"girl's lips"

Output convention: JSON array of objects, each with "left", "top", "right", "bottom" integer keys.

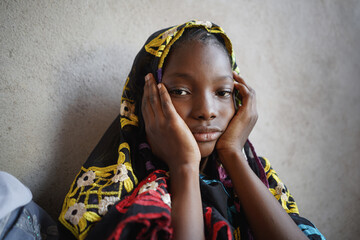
[
  {"left": 193, "top": 131, "right": 222, "bottom": 142},
  {"left": 191, "top": 126, "right": 223, "bottom": 142}
]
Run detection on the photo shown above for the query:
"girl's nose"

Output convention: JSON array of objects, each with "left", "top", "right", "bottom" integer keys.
[{"left": 193, "top": 94, "right": 216, "bottom": 121}]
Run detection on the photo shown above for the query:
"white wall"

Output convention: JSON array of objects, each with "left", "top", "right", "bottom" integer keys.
[{"left": 1, "top": 1, "right": 359, "bottom": 239}]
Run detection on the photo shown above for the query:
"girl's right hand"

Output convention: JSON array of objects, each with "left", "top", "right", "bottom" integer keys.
[{"left": 141, "top": 73, "right": 201, "bottom": 171}]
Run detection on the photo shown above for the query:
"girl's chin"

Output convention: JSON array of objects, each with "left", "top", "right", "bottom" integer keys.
[{"left": 198, "top": 141, "right": 216, "bottom": 158}]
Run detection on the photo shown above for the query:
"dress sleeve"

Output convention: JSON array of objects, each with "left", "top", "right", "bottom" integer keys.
[
  {"left": 260, "top": 157, "right": 326, "bottom": 240},
  {"left": 85, "top": 170, "right": 173, "bottom": 240}
]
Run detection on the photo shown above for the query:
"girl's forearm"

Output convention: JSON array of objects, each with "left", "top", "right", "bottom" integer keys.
[
  {"left": 218, "top": 151, "right": 307, "bottom": 240},
  {"left": 170, "top": 164, "right": 205, "bottom": 240}
]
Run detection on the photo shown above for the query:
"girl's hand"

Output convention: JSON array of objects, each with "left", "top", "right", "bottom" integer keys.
[
  {"left": 141, "top": 73, "right": 201, "bottom": 171},
  {"left": 216, "top": 72, "right": 258, "bottom": 158}
]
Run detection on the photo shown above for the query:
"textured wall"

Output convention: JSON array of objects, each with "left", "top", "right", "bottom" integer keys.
[{"left": 1, "top": 1, "right": 359, "bottom": 239}]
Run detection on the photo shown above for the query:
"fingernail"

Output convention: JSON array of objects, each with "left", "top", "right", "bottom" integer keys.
[
  {"left": 145, "top": 74, "right": 150, "bottom": 82},
  {"left": 157, "top": 83, "right": 161, "bottom": 89}
]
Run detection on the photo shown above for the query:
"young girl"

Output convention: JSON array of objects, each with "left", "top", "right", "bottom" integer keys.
[{"left": 59, "top": 20, "right": 325, "bottom": 240}]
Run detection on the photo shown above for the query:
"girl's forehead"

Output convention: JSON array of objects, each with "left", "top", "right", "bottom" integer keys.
[
  {"left": 162, "top": 42, "right": 233, "bottom": 86},
  {"left": 165, "top": 41, "right": 232, "bottom": 69}
]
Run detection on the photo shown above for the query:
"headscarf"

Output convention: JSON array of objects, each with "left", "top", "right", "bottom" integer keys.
[{"left": 59, "top": 20, "right": 323, "bottom": 240}]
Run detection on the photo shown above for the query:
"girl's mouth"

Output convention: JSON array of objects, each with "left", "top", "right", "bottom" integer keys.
[
  {"left": 191, "top": 126, "right": 222, "bottom": 142},
  {"left": 193, "top": 132, "right": 222, "bottom": 142}
]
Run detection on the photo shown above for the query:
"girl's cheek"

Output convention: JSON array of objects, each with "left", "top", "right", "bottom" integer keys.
[
  {"left": 171, "top": 100, "right": 189, "bottom": 119},
  {"left": 222, "top": 102, "right": 236, "bottom": 119}
]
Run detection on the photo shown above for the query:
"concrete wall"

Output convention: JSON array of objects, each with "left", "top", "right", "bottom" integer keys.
[{"left": 1, "top": 1, "right": 359, "bottom": 239}]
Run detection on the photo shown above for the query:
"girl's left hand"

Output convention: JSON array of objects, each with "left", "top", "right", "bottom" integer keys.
[{"left": 216, "top": 72, "right": 258, "bottom": 158}]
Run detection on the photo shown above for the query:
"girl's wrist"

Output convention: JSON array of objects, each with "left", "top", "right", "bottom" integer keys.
[
  {"left": 169, "top": 162, "right": 200, "bottom": 178},
  {"left": 217, "top": 148, "right": 244, "bottom": 160},
  {"left": 217, "top": 149, "right": 248, "bottom": 170}
]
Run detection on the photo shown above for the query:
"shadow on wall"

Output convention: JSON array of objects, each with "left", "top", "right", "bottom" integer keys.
[{"left": 34, "top": 45, "right": 129, "bottom": 219}]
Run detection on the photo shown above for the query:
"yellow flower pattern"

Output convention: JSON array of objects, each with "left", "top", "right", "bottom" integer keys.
[
  {"left": 59, "top": 142, "right": 138, "bottom": 240},
  {"left": 263, "top": 157, "right": 299, "bottom": 214},
  {"left": 119, "top": 99, "right": 138, "bottom": 128},
  {"left": 144, "top": 20, "right": 235, "bottom": 71}
]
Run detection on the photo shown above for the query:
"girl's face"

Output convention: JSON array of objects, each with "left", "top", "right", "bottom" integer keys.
[{"left": 162, "top": 41, "right": 235, "bottom": 158}]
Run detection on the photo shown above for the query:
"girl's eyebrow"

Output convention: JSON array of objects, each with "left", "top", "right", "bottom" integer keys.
[
  {"left": 166, "top": 72, "right": 233, "bottom": 83},
  {"left": 212, "top": 75, "right": 234, "bottom": 84},
  {"left": 166, "top": 72, "right": 195, "bottom": 81},
  {"left": 220, "top": 75, "right": 234, "bottom": 82}
]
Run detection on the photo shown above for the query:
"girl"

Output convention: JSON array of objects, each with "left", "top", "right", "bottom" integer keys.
[{"left": 59, "top": 20, "right": 325, "bottom": 240}]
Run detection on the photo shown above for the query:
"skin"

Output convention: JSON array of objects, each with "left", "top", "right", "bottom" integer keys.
[{"left": 142, "top": 41, "right": 307, "bottom": 240}]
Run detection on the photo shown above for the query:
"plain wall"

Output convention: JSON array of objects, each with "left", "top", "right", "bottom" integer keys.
[{"left": 1, "top": 1, "right": 359, "bottom": 239}]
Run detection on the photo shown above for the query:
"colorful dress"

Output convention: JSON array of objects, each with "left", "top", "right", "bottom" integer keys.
[{"left": 58, "top": 20, "right": 325, "bottom": 240}]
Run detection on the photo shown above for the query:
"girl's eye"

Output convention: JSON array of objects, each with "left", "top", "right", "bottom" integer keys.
[
  {"left": 169, "top": 89, "right": 189, "bottom": 96},
  {"left": 217, "top": 90, "right": 232, "bottom": 97}
]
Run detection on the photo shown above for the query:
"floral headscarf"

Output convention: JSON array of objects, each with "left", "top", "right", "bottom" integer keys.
[{"left": 59, "top": 20, "right": 323, "bottom": 240}]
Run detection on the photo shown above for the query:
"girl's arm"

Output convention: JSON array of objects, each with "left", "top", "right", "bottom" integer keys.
[
  {"left": 216, "top": 72, "right": 307, "bottom": 240},
  {"left": 218, "top": 151, "right": 307, "bottom": 240},
  {"left": 169, "top": 164, "right": 204, "bottom": 240},
  {"left": 142, "top": 73, "right": 205, "bottom": 240}
]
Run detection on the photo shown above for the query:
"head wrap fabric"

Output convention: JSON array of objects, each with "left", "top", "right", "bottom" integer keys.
[
  {"left": 58, "top": 20, "right": 321, "bottom": 240},
  {"left": 119, "top": 20, "right": 239, "bottom": 130}
]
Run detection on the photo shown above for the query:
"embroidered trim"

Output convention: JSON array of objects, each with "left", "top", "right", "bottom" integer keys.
[
  {"left": 77, "top": 170, "right": 96, "bottom": 187},
  {"left": 64, "top": 202, "right": 86, "bottom": 226},
  {"left": 59, "top": 143, "right": 138, "bottom": 240},
  {"left": 98, "top": 196, "right": 120, "bottom": 216}
]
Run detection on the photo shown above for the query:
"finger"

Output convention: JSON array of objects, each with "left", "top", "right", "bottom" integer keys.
[
  {"left": 233, "top": 71, "right": 246, "bottom": 85},
  {"left": 233, "top": 72, "right": 256, "bottom": 100},
  {"left": 235, "top": 81, "right": 257, "bottom": 111},
  {"left": 233, "top": 71, "right": 254, "bottom": 92},
  {"left": 141, "top": 74, "right": 154, "bottom": 123},
  {"left": 232, "top": 85, "right": 257, "bottom": 129},
  {"left": 147, "top": 73, "right": 164, "bottom": 119},
  {"left": 157, "top": 83, "right": 177, "bottom": 118},
  {"left": 234, "top": 82, "right": 250, "bottom": 104}
]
